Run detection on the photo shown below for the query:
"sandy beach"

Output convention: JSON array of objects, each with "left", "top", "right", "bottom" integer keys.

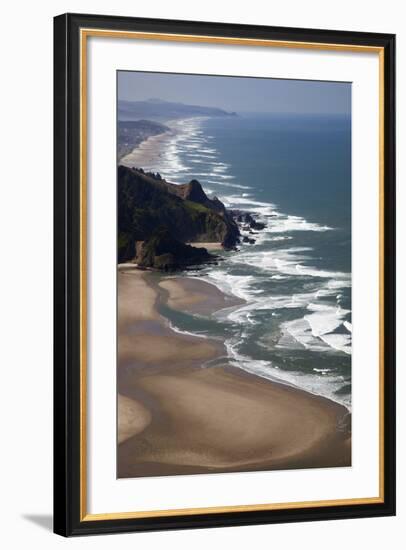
[
  {"left": 120, "top": 129, "right": 173, "bottom": 169},
  {"left": 188, "top": 242, "right": 224, "bottom": 251},
  {"left": 158, "top": 276, "right": 244, "bottom": 315},
  {"left": 117, "top": 269, "right": 351, "bottom": 478},
  {"left": 120, "top": 118, "right": 196, "bottom": 170}
]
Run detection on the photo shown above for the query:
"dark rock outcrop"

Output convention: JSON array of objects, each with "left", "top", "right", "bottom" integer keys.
[
  {"left": 117, "top": 166, "right": 240, "bottom": 263},
  {"left": 233, "top": 211, "right": 266, "bottom": 231},
  {"left": 137, "top": 228, "right": 213, "bottom": 271},
  {"left": 249, "top": 219, "right": 266, "bottom": 231}
]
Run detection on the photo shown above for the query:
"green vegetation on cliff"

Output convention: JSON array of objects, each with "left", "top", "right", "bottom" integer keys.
[
  {"left": 137, "top": 227, "right": 212, "bottom": 270},
  {"left": 117, "top": 166, "right": 240, "bottom": 264}
]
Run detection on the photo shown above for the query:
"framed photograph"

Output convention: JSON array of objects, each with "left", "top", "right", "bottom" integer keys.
[{"left": 53, "top": 13, "right": 396, "bottom": 536}]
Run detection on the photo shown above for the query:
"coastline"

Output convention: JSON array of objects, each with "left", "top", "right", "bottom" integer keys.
[
  {"left": 117, "top": 268, "right": 351, "bottom": 478},
  {"left": 119, "top": 117, "right": 199, "bottom": 170},
  {"left": 120, "top": 129, "right": 173, "bottom": 169}
]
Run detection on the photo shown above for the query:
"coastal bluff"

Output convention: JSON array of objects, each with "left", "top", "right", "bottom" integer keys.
[{"left": 117, "top": 165, "right": 240, "bottom": 267}]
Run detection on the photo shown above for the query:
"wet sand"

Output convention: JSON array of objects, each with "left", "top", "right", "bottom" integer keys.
[
  {"left": 158, "top": 276, "right": 244, "bottom": 315},
  {"left": 117, "top": 269, "right": 351, "bottom": 478},
  {"left": 120, "top": 130, "right": 173, "bottom": 169},
  {"left": 188, "top": 242, "right": 224, "bottom": 251}
]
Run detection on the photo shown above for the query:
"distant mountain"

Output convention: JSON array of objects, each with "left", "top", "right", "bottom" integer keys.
[
  {"left": 117, "top": 166, "right": 240, "bottom": 266},
  {"left": 118, "top": 98, "right": 237, "bottom": 121}
]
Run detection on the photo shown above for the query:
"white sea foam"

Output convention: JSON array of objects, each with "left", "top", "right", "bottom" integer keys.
[
  {"left": 267, "top": 236, "right": 292, "bottom": 242},
  {"left": 228, "top": 248, "right": 350, "bottom": 285},
  {"left": 211, "top": 174, "right": 236, "bottom": 180},
  {"left": 206, "top": 180, "right": 251, "bottom": 190},
  {"left": 216, "top": 243, "right": 352, "bottom": 356},
  {"left": 225, "top": 337, "right": 351, "bottom": 409},
  {"left": 275, "top": 296, "right": 352, "bottom": 356},
  {"left": 202, "top": 271, "right": 260, "bottom": 303},
  {"left": 222, "top": 195, "right": 276, "bottom": 209},
  {"left": 219, "top": 193, "right": 333, "bottom": 234},
  {"left": 266, "top": 215, "right": 332, "bottom": 233},
  {"left": 343, "top": 321, "right": 353, "bottom": 333},
  {"left": 188, "top": 158, "right": 209, "bottom": 164},
  {"left": 212, "top": 165, "right": 229, "bottom": 173},
  {"left": 167, "top": 320, "right": 208, "bottom": 339}
]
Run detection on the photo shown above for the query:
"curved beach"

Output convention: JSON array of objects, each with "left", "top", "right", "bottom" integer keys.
[{"left": 117, "top": 269, "right": 351, "bottom": 478}]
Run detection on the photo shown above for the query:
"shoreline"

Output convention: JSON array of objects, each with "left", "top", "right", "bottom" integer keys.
[
  {"left": 119, "top": 117, "right": 201, "bottom": 170},
  {"left": 158, "top": 275, "right": 244, "bottom": 316},
  {"left": 120, "top": 129, "right": 173, "bottom": 169},
  {"left": 117, "top": 268, "right": 351, "bottom": 478}
]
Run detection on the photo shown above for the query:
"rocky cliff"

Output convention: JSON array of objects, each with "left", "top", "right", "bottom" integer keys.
[
  {"left": 136, "top": 228, "right": 213, "bottom": 271},
  {"left": 117, "top": 166, "right": 240, "bottom": 265}
]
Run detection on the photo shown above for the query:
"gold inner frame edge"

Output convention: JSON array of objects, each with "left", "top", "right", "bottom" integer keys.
[{"left": 79, "top": 27, "right": 385, "bottom": 522}]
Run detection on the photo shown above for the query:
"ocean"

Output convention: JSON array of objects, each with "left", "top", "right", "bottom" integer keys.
[{"left": 139, "top": 113, "right": 352, "bottom": 409}]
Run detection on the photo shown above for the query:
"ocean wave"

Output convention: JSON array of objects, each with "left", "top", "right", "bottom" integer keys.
[
  {"left": 218, "top": 193, "right": 333, "bottom": 234},
  {"left": 228, "top": 248, "right": 350, "bottom": 284},
  {"left": 279, "top": 302, "right": 352, "bottom": 356},
  {"left": 214, "top": 243, "right": 352, "bottom": 359},
  {"left": 211, "top": 174, "right": 236, "bottom": 180},
  {"left": 203, "top": 245, "right": 352, "bottom": 374},
  {"left": 266, "top": 215, "right": 332, "bottom": 233},
  {"left": 222, "top": 195, "right": 277, "bottom": 209},
  {"left": 202, "top": 271, "right": 260, "bottom": 303},
  {"left": 206, "top": 180, "right": 251, "bottom": 190},
  {"left": 225, "top": 337, "right": 351, "bottom": 409},
  {"left": 167, "top": 320, "right": 208, "bottom": 339}
]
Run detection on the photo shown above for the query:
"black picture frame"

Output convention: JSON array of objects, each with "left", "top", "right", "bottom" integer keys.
[{"left": 54, "top": 12, "right": 396, "bottom": 537}]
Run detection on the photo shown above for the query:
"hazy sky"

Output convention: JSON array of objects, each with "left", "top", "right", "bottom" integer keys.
[{"left": 118, "top": 71, "right": 351, "bottom": 115}]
